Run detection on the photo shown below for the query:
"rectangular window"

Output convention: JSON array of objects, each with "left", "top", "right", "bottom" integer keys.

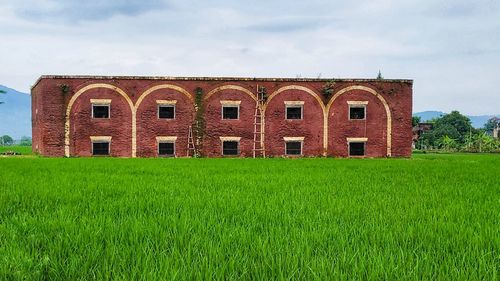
[
  {"left": 222, "top": 141, "right": 239, "bottom": 155},
  {"left": 92, "top": 142, "right": 110, "bottom": 155},
  {"left": 285, "top": 141, "right": 302, "bottom": 155},
  {"left": 222, "top": 106, "right": 239, "bottom": 119},
  {"left": 286, "top": 106, "right": 302, "bottom": 119},
  {"left": 158, "top": 142, "right": 175, "bottom": 156},
  {"left": 349, "top": 106, "right": 366, "bottom": 120},
  {"left": 92, "top": 105, "right": 109, "bottom": 118},
  {"left": 158, "top": 105, "right": 175, "bottom": 119},
  {"left": 349, "top": 142, "right": 365, "bottom": 156}
]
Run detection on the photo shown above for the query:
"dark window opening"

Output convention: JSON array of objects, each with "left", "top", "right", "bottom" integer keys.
[
  {"left": 93, "top": 105, "right": 109, "bottom": 118},
  {"left": 349, "top": 142, "right": 365, "bottom": 156},
  {"left": 222, "top": 141, "right": 238, "bottom": 155},
  {"left": 349, "top": 106, "right": 365, "bottom": 120},
  {"left": 222, "top": 106, "right": 239, "bottom": 119},
  {"left": 158, "top": 142, "right": 175, "bottom": 156},
  {"left": 286, "top": 141, "right": 302, "bottom": 155},
  {"left": 92, "top": 142, "right": 110, "bottom": 155},
  {"left": 286, "top": 106, "right": 302, "bottom": 119},
  {"left": 158, "top": 105, "right": 175, "bottom": 119}
]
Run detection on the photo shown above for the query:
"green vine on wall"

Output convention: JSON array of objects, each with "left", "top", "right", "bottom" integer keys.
[
  {"left": 193, "top": 87, "right": 205, "bottom": 157},
  {"left": 59, "top": 84, "right": 70, "bottom": 95},
  {"left": 321, "top": 80, "right": 336, "bottom": 100}
]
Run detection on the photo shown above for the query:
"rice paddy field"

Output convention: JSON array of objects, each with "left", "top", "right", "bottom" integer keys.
[
  {"left": 0, "top": 153, "right": 499, "bottom": 280},
  {"left": 0, "top": 145, "right": 32, "bottom": 155}
]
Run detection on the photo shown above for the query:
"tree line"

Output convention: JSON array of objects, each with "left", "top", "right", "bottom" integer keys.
[
  {"left": 0, "top": 135, "right": 32, "bottom": 146},
  {"left": 414, "top": 111, "right": 499, "bottom": 153}
]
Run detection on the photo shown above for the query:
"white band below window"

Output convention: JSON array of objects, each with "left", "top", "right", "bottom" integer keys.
[
  {"left": 90, "top": 136, "right": 112, "bottom": 142},
  {"left": 283, "top": 137, "right": 305, "bottom": 142},
  {"left": 90, "top": 99, "right": 111, "bottom": 105},
  {"left": 156, "top": 100, "right": 177, "bottom": 105},
  {"left": 220, "top": 137, "right": 241, "bottom": 141},
  {"left": 156, "top": 136, "right": 177, "bottom": 142},
  {"left": 284, "top": 101, "right": 305, "bottom": 105},
  {"left": 347, "top": 137, "right": 368, "bottom": 142},
  {"left": 220, "top": 100, "right": 241, "bottom": 105},
  {"left": 347, "top": 101, "right": 369, "bottom": 105}
]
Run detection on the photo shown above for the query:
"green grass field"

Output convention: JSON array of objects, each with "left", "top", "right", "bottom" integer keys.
[
  {"left": 0, "top": 146, "right": 32, "bottom": 155},
  {"left": 0, "top": 154, "right": 498, "bottom": 280}
]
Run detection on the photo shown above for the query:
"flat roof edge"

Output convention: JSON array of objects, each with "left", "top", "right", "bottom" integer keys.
[{"left": 32, "top": 75, "right": 414, "bottom": 90}]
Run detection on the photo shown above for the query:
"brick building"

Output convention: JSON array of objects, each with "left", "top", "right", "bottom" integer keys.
[{"left": 31, "top": 76, "right": 413, "bottom": 158}]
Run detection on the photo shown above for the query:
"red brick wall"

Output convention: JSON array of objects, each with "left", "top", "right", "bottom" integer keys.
[
  {"left": 264, "top": 86, "right": 324, "bottom": 156},
  {"left": 203, "top": 84, "right": 256, "bottom": 157},
  {"left": 31, "top": 77, "right": 412, "bottom": 158},
  {"left": 328, "top": 87, "right": 389, "bottom": 157},
  {"left": 70, "top": 88, "right": 133, "bottom": 157},
  {"left": 135, "top": 84, "right": 195, "bottom": 157},
  {"left": 31, "top": 79, "right": 67, "bottom": 156}
]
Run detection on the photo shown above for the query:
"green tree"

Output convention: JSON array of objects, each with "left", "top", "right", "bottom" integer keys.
[
  {"left": 463, "top": 133, "right": 476, "bottom": 152},
  {"left": 20, "top": 136, "right": 32, "bottom": 146},
  {"left": 420, "top": 124, "right": 460, "bottom": 148},
  {"left": 437, "top": 135, "right": 457, "bottom": 151},
  {"left": 475, "top": 132, "right": 495, "bottom": 152},
  {"left": 412, "top": 116, "right": 421, "bottom": 127},
  {"left": 376, "top": 70, "right": 383, "bottom": 80},
  {"left": 483, "top": 117, "right": 499, "bottom": 135},
  {"left": 434, "top": 111, "right": 474, "bottom": 143},
  {"left": 1, "top": 135, "right": 14, "bottom": 145}
]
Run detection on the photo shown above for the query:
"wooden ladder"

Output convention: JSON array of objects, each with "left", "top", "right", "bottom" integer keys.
[
  {"left": 252, "top": 85, "right": 266, "bottom": 158},
  {"left": 187, "top": 125, "right": 196, "bottom": 157}
]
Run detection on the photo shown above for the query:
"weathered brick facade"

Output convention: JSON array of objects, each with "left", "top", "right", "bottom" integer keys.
[{"left": 31, "top": 76, "right": 413, "bottom": 157}]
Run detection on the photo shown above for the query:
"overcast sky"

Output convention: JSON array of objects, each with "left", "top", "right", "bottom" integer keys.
[{"left": 0, "top": 0, "right": 499, "bottom": 115}]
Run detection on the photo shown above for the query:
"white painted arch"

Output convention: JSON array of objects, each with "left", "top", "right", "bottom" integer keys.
[
  {"left": 204, "top": 85, "right": 257, "bottom": 102},
  {"left": 326, "top": 85, "right": 392, "bottom": 156},
  {"left": 64, "top": 83, "right": 135, "bottom": 157},
  {"left": 264, "top": 85, "right": 327, "bottom": 156},
  {"left": 65, "top": 83, "right": 194, "bottom": 158}
]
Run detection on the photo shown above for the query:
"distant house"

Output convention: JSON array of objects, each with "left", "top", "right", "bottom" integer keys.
[{"left": 412, "top": 123, "right": 433, "bottom": 148}]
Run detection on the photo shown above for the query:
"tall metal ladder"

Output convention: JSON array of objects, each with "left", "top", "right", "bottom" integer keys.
[
  {"left": 253, "top": 85, "right": 266, "bottom": 158},
  {"left": 187, "top": 125, "right": 196, "bottom": 157}
]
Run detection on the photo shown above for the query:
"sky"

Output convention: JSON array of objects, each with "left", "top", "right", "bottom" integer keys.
[{"left": 0, "top": 0, "right": 499, "bottom": 115}]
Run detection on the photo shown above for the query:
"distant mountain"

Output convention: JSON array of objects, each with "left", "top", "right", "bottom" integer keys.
[
  {"left": 0, "top": 85, "right": 31, "bottom": 139},
  {"left": 413, "top": 111, "right": 497, "bottom": 128},
  {"left": 413, "top": 111, "right": 445, "bottom": 122}
]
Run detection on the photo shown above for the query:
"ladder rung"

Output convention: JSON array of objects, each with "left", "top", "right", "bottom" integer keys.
[{"left": 253, "top": 96, "right": 265, "bottom": 158}]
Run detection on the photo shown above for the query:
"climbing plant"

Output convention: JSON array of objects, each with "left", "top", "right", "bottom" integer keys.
[
  {"left": 59, "top": 84, "right": 70, "bottom": 95},
  {"left": 192, "top": 87, "right": 205, "bottom": 157},
  {"left": 321, "top": 80, "right": 336, "bottom": 100}
]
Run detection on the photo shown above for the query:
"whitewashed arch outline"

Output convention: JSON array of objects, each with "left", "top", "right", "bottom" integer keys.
[
  {"left": 136, "top": 84, "right": 194, "bottom": 108},
  {"left": 65, "top": 83, "right": 195, "bottom": 157},
  {"left": 64, "top": 84, "right": 135, "bottom": 157},
  {"left": 64, "top": 84, "right": 393, "bottom": 157},
  {"left": 325, "top": 85, "right": 392, "bottom": 156},
  {"left": 264, "top": 85, "right": 327, "bottom": 156},
  {"left": 204, "top": 85, "right": 257, "bottom": 102},
  {"left": 135, "top": 84, "right": 194, "bottom": 157}
]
